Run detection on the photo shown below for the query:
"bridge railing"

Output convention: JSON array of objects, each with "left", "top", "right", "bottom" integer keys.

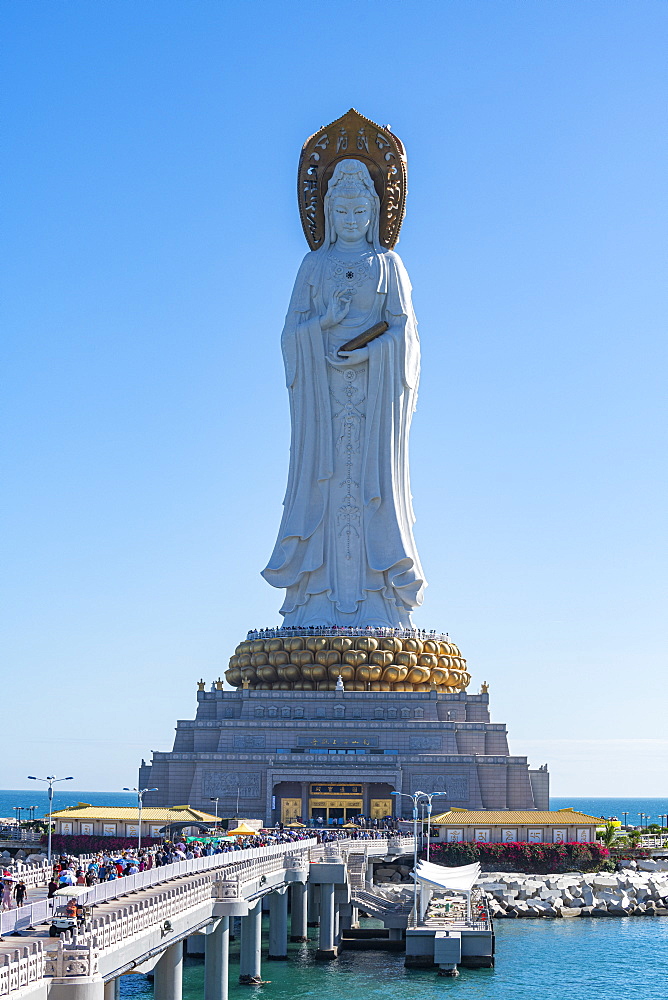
[
  {"left": 0, "top": 901, "right": 52, "bottom": 938},
  {"left": 74, "top": 878, "right": 213, "bottom": 961},
  {"left": 0, "top": 840, "right": 318, "bottom": 937},
  {"left": 639, "top": 835, "right": 668, "bottom": 848},
  {"left": 1, "top": 862, "right": 53, "bottom": 890},
  {"left": 0, "top": 943, "right": 44, "bottom": 997},
  {"left": 76, "top": 839, "right": 318, "bottom": 909}
]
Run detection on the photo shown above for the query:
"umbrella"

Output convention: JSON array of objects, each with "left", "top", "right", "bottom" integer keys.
[
  {"left": 286, "top": 822, "right": 306, "bottom": 828},
  {"left": 342, "top": 823, "right": 360, "bottom": 829},
  {"left": 226, "top": 823, "right": 258, "bottom": 836}
]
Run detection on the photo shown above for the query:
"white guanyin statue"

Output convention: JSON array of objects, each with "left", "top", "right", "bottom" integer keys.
[{"left": 262, "top": 152, "right": 426, "bottom": 628}]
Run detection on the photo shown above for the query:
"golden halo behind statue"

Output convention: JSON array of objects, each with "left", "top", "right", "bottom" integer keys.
[{"left": 298, "top": 108, "right": 407, "bottom": 251}]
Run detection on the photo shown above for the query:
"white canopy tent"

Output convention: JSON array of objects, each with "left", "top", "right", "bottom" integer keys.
[{"left": 413, "top": 859, "right": 481, "bottom": 924}]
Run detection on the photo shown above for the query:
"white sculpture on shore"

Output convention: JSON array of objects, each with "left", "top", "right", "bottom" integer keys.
[{"left": 263, "top": 117, "right": 426, "bottom": 628}]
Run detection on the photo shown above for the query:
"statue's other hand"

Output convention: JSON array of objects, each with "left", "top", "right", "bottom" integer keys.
[
  {"left": 321, "top": 288, "right": 352, "bottom": 330},
  {"left": 337, "top": 346, "right": 369, "bottom": 364}
]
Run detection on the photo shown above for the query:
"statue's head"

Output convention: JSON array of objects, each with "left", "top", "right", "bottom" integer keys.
[{"left": 324, "top": 159, "right": 380, "bottom": 248}]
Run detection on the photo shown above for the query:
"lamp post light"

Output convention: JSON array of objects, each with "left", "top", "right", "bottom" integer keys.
[
  {"left": 622, "top": 811, "right": 628, "bottom": 830},
  {"left": 123, "top": 787, "right": 158, "bottom": 853},
  {"left": 392, "top": 789, "right": 446, "bottom": 927},
  {"left": 392, "top": 791, "right": 422, "bottom": 928},
  {"left": 13, "top": 806, "right": 24, "bottom": 829},
  {"left": 420, "top": 792, "right": 447, "bottom": 862},
  {"left": 27, "top": 776, "right": 74, "bottom": 865},
  {"left": 209, "top": 797, "right": 220, "bottom": 834}
]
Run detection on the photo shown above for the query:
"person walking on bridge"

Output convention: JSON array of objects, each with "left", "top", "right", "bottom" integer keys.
[{"left": 13, "top": 881, "right": 26, "bottom": 907}]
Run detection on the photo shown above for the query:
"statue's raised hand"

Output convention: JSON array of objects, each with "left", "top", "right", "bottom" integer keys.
[{"left": 321, "top": 288, "right": 352, "bottom": 330}]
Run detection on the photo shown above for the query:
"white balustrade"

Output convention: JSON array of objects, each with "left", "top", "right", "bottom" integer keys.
[
  {"left": 0, "top": 944, "right": 44, "bottom": 997},
  {"left": 0, "top": 835, "right": 416, "bottom": 994}
]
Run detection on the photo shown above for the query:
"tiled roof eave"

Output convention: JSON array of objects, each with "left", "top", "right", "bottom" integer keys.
[{"left": 431, "top": 810, "right": 604, "bottom": 825}]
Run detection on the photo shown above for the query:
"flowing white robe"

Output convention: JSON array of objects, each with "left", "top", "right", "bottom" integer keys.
[{"left": 262, "top": 246, "right": 426, "bottom": 627}]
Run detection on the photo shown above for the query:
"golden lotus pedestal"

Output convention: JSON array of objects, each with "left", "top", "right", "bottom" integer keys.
[{"left": 224, "top": 630, "right": 471, "bottom": 694}]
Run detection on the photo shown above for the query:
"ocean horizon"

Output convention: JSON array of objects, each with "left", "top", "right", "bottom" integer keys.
[{"left": 1, "top": 789, "right": 666, "bottom": 825}]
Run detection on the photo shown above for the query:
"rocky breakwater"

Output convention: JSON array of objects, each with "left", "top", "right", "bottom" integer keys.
[{"left": 479, "top": 861, "right": 668, "bottom": 918}]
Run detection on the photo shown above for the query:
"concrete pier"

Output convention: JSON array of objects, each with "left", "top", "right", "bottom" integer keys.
[
  {"left": 239, "top": 899, "right": 262, "bottom": 984},
  {"left": 316, "top": 883, "right": 337, "bottom": 960},
  {"left": 268, "top": 890, "right": 288, "bottom": 960},
  {"left": 154, "top": 943, "right": 183, "bottom": 1000},
  {"left": 103, "top": 980, "right": 120, "bottom": 1000},
  {"left": 205, "top": 918, "right": 230, "bottom": 1000},
  {"left": 50, "top": 979, "right": 105, "bottom": 1000},
  {"left": 307, "top": 881, "right": 320, "bottom": 927},
  {"left": 290, "top": 881, "right": 308, "bottom": 942}
]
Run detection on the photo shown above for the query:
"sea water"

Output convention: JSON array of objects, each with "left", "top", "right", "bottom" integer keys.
[
  {"left": 2, "top": 792, "right": 667, "bottom": 825},
  {"left": 0, "top": 790, "right": 136, "bottom": 820},
  {"left": 117, "top": 918, "right": 668, "bottom": 1000}
]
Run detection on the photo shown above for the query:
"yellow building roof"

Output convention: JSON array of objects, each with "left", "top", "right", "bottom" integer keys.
[
  {"left": 430, "top": 809, "right": 604, "bottom": 825},
  {"left": 50, "top": 804, "right": 218, "bottom": 823}
]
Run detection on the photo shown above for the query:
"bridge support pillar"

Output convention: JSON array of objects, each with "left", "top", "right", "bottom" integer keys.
[
  {"left": 338, "top": 905, "right": 352, "bottom": 933},
  {"left": 239, "top": 898, "right": 263, "bottom": 984},
  {"left": 205, "top": 917, "right": 229, "bottom": 1000},
  {"left": 316, "top": 883, "right": 337, "bottom": 960},
  {"left": 290, "top": 881, "right": 308, "bottom": 942},
  {"left": 351, "top": 905, "right": 359, "bottom": 928},
  {"left": 50, "top": 978, "right": 105, "bottom": 1000},
  {"left": 268, "top": 889, "right": 288, "bottom": 959},
  {"left": 154, "top": 942, "right": 183, "bottom": 1000},
  {"left": 307, "top": 882, "right": 320, "bottom": 926},
  {"left": 104, "top": 979, "right": 120, "bottom": 1000}
]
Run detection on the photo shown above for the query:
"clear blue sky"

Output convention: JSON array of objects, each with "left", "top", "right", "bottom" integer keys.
[{"left": 2, "top": 1, "right": 666, "bottom": 795}]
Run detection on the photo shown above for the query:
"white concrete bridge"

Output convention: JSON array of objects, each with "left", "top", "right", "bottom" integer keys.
[{"left": 0, "top": 836, "right": 416, "bottom": 1000}]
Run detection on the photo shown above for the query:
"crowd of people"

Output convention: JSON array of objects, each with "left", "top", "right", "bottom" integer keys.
[
  {"left": 247, "top": 625, "right": 450, "bottom": 640},
  {"left": 3, "top": 824, "right": 405, "bottom": 909}
]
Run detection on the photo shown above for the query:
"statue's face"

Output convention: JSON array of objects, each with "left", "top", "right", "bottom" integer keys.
[{"left": 332, "top": 196, "right": 372, "bottom": 243}]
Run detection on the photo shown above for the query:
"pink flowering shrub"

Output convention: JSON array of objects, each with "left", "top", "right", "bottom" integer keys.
[
  {"left": 44, "top": 834, "right": 162, "bottom": 855},
  {"left": 430, "top": 841, "right": 611, "bottom": 873}
]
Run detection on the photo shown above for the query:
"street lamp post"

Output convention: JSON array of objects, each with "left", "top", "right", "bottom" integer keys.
[
  {"left": 392, "top": 791, "right": 422, "bottom": 927},
  {"left": 123, "top": 787, "right": 158, "bottom": 853},
  {"left": 392, "top": 789, "right": 446, "bottom": 927},
  {"left": 209, "top": 797, "right": 220, "bottom": 834},
  {"left": 420, "top": 792, "right": 447, "bottom": 862},
  {"left": 13, "top": 806, "right": 24, "bottom": 830},
  {"left": 622, "top": 811, "right": 628, "bottom": 830},
  {"left": 27, "top": 776, "right": 74, "bottom": 865}
]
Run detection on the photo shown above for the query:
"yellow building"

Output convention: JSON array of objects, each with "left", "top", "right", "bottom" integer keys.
[
  {"left": 50, "top": 803, "right": 219, "bottom": 839},
  {"left": 430, "top": 808, "right": 604, "bottom": 844}
]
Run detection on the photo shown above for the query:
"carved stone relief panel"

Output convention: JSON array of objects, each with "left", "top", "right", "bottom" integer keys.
[{"left": 202, "top": 772, "right": 262, "bottom": 798}]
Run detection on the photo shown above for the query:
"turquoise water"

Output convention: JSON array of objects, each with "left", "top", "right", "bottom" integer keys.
[{"left": 118, "top": 918, "right": 668, "bottom": 1000}]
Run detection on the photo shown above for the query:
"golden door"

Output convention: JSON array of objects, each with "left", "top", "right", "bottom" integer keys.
[
  {"left": 281, "top": 798, "right": 302, "bottom": 823},
  {"left": 370, "top": 798, "right": 393, "bottom": 819}
]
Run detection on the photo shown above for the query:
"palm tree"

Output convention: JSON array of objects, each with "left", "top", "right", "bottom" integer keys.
[{"left": 599, "top": 822, "right": 618, "bottom": 848}]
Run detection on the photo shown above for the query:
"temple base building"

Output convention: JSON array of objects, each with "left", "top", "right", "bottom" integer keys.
[{"left": 140, "top": 637, "right": 548, "bottom": 825}]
